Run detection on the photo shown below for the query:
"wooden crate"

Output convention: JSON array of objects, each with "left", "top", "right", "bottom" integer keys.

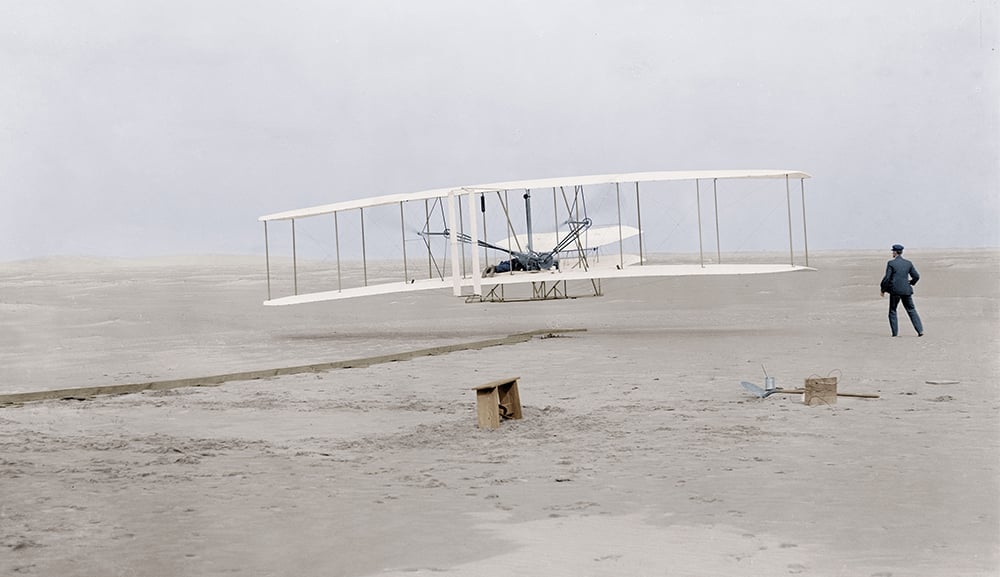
[
  {"left": 804, "top": 377, "right": 838, "bottom": 406},
  {"left": 472, "top": 377, "right": 522, "bottom": 429}
]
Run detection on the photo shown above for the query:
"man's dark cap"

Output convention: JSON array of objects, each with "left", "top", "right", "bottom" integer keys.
[{"left": 892, "top": 244, "right": 904, "bottom": 252}]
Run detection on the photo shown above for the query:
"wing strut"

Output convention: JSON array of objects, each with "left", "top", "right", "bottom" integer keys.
[
  {"left": 334, "top": 212, "right": 342, "bottom": 292},
  {"left": 360, "top": 208, "right": 368, "bottom": 287},
  {"left": 713, "top": 179, "right": 722, "bottom": 264},
  {"left": 552, "top": 188, "right": 559, "bottom": 252},
  {"left": 264, "top": 221, "right": 271, "bottom": 300},
  {"left": 400, "top": 201, "right": 409, "bottom": 284},
  {"left": 467, "top": 190, "right": 482, "bottom": 296},
  {"left": 801, "top": 178, "right": 810, "bottom": 267},
  {"left": 425, "top": 199, "right": 432, "bottom": 279},
  {"left": 292, "top": 219, "right": 298, "bottom": 295},
  {"left": 635, "top": 181, "right": 644, "bottom": 265},
  {"left": 419, "top": 198, "right": 448, "bottom": 281},
  {"left": 696, "top": 180, "right": 705, "bottom": 268},
  {"left": 616, "top": 182, "right": 624, "bottom": 269},
  {"left": 523, "top": 189, "right": 533, "bottom": 253},
  {"left": 447, "top": 191, "right": 461, "bottom": 296},
  {"left": 785, "top": 175, "right": 794, "bottom": 266}
]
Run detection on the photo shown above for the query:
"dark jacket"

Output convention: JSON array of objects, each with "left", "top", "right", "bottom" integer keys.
[{"left": 881, "top": 255, "right": 919, "bottom": 296}]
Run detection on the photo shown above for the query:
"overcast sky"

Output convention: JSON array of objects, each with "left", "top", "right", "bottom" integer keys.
[{"left": 1, "top": 0, "right": 997, "bottom": 261}]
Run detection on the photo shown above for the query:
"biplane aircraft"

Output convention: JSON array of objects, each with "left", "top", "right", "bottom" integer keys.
[{"left": 258, "top": 170, "right": 814, "bottom": 305}]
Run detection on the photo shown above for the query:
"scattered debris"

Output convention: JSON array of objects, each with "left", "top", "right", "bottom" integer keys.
[
  {"left": 740, "top": 381, "right": 879, "bottom": 400},
  {"left": 741, "top": 381, "right": 780, "bottom": 398}
]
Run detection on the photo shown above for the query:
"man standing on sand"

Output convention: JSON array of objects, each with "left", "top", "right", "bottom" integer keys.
[{"left": 880, "top": 244, "right": 924, "bottom": 337}]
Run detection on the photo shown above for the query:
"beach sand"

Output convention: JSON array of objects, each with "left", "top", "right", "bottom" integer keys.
[{"left": 1, "top": 250, "right": 998, "bottom": 576}]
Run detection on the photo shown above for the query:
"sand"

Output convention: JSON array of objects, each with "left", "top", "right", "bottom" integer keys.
[{"left": 1, "top": 250, "right": 998, "bottom": 576}]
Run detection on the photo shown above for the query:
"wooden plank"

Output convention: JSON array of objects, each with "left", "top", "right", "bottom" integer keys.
[
  {"left": 472, "top": 377, "right": 520, "bottom": 391},
  {"left": 475, "top": 387, "right": 501, "bottom": 429},
  {"left": 498, "top": 381, "right": 522, "bottom": 420}
]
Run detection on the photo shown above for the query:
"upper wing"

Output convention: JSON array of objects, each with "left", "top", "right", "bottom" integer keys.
[{"left": 258, "top": 170, "right": 810, "bottom": 222}]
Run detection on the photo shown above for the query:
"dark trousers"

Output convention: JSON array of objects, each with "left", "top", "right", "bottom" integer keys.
[{"left": 889, "top": 294, "right": 923, "bottom": 336}]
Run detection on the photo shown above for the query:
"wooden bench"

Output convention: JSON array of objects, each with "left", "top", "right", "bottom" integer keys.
[{"left": 472, "top": 377, "right": 522, "bottom": 429}]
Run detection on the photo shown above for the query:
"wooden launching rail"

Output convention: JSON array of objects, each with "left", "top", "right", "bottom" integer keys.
[
  {"left": 768, "top": 390, "right": 880, "bottom": 399},
  {"left": 0, "top": 329, "right": 584, "bottom": 406}
]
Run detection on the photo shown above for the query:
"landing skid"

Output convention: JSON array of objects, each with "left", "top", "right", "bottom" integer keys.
[{"left": 468, "top": 279, "right": 603, "bottom": 303}]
